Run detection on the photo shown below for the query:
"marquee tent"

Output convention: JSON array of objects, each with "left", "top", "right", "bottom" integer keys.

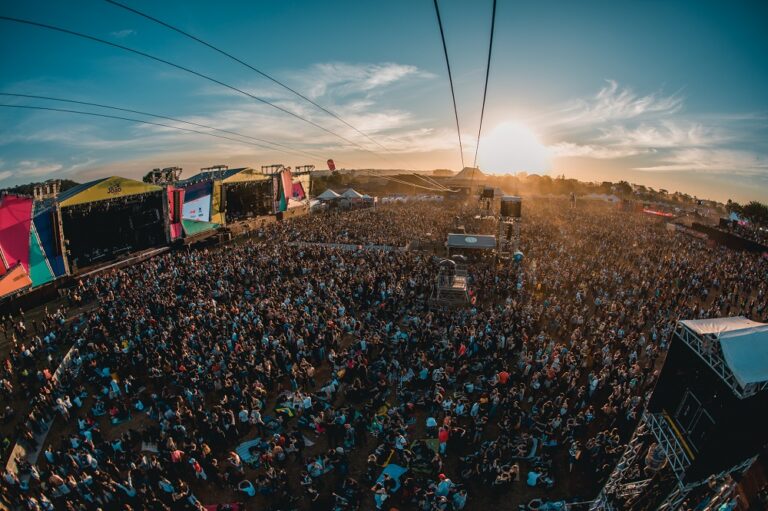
[
  {"left": 0, "top": 194, "right": 68, "bottom": 295},
  {"left": 316, "top": 189, "right": 341, "bottom": 201},
  {"left": 342, "top": 188, "right": 364, "bottom": 200}
]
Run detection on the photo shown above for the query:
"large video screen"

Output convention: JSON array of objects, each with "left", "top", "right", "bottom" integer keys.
[{"left": 182, "top": 182, "right": 212, "bottom": 222}]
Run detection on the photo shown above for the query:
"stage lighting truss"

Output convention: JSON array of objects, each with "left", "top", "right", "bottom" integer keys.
[
  {"left": 675, "top": 323, "right": 767, "bottom": 399},
  {"left": 590, "top": 411, "right": 757, "bottom": 511}
]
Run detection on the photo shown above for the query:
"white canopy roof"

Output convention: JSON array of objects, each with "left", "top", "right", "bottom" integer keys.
[
  {"left": 316, "top": 189, "right": 341, "bottom": 200},
  {"left": 342, "top": 188, "right": 364, "bottom": 199},
  {"left": 680, "top": 317, "right": 768, "bottom": 387},
  {"left": 679, "top": 317, "right": 766, "bottom": 336}
]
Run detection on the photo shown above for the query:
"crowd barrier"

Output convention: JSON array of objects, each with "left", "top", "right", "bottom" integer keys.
[{"left": 691, "top": 223, "right": 768, "bottom": 253}]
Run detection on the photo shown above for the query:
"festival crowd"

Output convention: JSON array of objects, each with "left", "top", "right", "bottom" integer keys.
[{"left": 1, "top": 200, "right": 766, "bottom": 511}]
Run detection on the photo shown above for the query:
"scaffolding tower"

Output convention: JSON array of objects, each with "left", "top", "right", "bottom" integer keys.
[
  {"left": 497, "top": 196, "right": 521, "bottom": 261},
  {"left": 429, "top": 258, "right": 469, "bottom": 306},
  {"left": 591, "top": 411, "right": 755, "bottom": 511},
  {"left": 589, "top": 318, "right": 767, "bottom": 511}
]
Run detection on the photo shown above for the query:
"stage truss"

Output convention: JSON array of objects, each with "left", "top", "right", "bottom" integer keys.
[
  {"left": 589, "top": 411, "right": 757, "bottom": 511},
  {"left": 674, "top": 322, "right": 767, "bottom": 399}
]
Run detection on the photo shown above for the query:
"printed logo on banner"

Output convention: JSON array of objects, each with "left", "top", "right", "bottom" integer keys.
[
  {"left": 107, "top": 184, "right": 123, "bottom": 194},
  {"left": 182, "top": 195, "right": 212, "bottom": 222}
]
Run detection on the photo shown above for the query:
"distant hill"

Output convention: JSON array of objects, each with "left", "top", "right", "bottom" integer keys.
[
  {"left": 432, "top": 168, "right": 455, "bottom": 177},
  {"left": 0, "top": 179, "right": 80, "bottom": 197}
]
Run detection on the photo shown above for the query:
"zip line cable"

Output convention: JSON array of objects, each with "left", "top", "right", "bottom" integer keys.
[
  {"left": 0, "top": 92, "right": 323, "bottom": 160},
  {"left": 0, "top": 15, "right": 383, "bottom": 156},
  {"left": 0, "top": 103, "right": 315, "bottom": 155},
  {"left": 433, "top": 0, "right": 465, "bottom": 170},
  {"left": 104, "top": 0, "right": 391, "bottom": 153},
  {"left": 412, "top": 173, "right": 449, "bottom": 190},
  {"left": 361, "top": 170, "right": 450, "bottom": 192},
  {"left": 472, "top": 0, "right": 497, "bottom": 169},
  {"left": 372, "top": 175, "right": 443, "bottom": 192},
  {"left": 420, "top": 173, "right": 459, "bottom": 193},
  {"left": 411, "top": 173, "right": 457, "bottom": 192}
]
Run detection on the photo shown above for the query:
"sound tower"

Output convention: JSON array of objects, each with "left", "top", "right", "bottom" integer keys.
[
  {"left": 646, "top": 335, "right": 767, "bottom": 483},
  {"left": 500, "top": 196, "right": 521, "bottom": 218},
  {"left": 173, "top": 190, "right": 182, "bottom": 223},
  {"left": 591, "top": 318, "right": 768, "bottom": 511},
  {"left": 50, "top": 207, "right": 62, "bottom": 255}
]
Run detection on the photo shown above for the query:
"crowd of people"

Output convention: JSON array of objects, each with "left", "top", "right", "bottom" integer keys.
[
  {"left": 717, "top": 220, "right": 768, "bottom": 246},
  {"left": 1, "top": 199, "right": 766, "bottom": 511}
]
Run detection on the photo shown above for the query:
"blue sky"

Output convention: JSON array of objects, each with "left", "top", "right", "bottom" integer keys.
[{"left": 1, "top": 0, "right": 767, "bottom": 201}]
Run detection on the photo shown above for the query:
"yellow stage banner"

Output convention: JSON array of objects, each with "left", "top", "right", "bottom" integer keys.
[
  {"left": 210, "top": 180, "right": 224, "bottom": 225},
  {"left": 60, "top": 176, "right": 162, "bottom": 207},
  {"left": 221, "top": 167, "right": 270, "bottom": 184}
]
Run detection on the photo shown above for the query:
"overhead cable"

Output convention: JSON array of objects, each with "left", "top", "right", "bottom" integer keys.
[
  {"left": 472, "top": 0, "right": 497, "bottom": 169},
  {"left": 104, "top": 0, "right": 391, "bottom": 153},
  {"left": 0, "top": 92, "right": 322, "bottom": 159},
  {"left": 432, "top": 0, "right": 465, "bottom": 169},
  {"left": 0, "top": 103, "right": 313, "bottom": 155},
  {"left": 0, "top": 15, "right": 380, "bottom": 155}
]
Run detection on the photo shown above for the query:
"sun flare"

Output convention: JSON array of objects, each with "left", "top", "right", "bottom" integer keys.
[{"left": 477, "top": 121, "right": 551, "bottom": 174}]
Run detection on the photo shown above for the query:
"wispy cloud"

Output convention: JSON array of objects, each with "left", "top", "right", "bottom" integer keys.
[
  {"left": 18, "top": 160, "right": 64, "bottom": 177},
  {"left": 110, "top": 29, "right": 136, "bottom": 38},
  {"left": 297, "top": 62, "right": 430, "bottom": 99},
  {"left": 549, "top": 142, "right": 645, "bottom": 159},
  {"left": 0, "top": 170, "right": 12, "bottom": 181},
  {"left": 598, "top": 122, "right": 726, "bottom": 148},
  {"left": 635, "top": 148, "right": 768, "bottom": 175},
  {"left": 538, "top": 79, "right": 768, "bottom": 191},
  {"left": 0, "top": 60, "right": 441, "bottom": 185},
  {"left": 553, "top": 79, "right": 683, "bottom": 126}
]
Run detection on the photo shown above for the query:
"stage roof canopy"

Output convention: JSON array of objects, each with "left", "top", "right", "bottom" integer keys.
[
  {"left": 0, "top": 264, "right": 33, "bottom": 299},
  {"left": 447, "top": 233, "right": 496, "bottom": 250},
  {"left": 58, "top": 176, "right": 162, "bottom": 207},
  {"left": 222, "top": 167, "right": 270, "bottom": 184},
  {"left": 680, "top": 317, "right": 768, "bottom": 387}
]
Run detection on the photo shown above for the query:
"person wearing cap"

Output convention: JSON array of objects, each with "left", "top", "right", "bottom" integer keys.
[{"left": 436, "top": 474, "right": 453, "bottom": 497}]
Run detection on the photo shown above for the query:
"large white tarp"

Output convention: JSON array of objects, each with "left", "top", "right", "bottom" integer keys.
[{"left": 680, "top": 317, "right": 768, "bottom": 387}]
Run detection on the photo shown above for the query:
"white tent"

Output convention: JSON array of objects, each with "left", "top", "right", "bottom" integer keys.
[
  {"left": 342, "top": 188, "right": 364, "bottom": 199},
  {"left": 316, "top": 189, "right": 341, "bottom": 200},
  {"left": 583, "top": 193, "right": 621, "bottom": 203},
  {"left": 679, "top": 317, "right": 768, "bottom": 387}
]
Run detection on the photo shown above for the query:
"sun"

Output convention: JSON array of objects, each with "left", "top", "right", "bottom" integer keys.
[{"left": 476, "top": 121, "right": 551, "bottom": 174}]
